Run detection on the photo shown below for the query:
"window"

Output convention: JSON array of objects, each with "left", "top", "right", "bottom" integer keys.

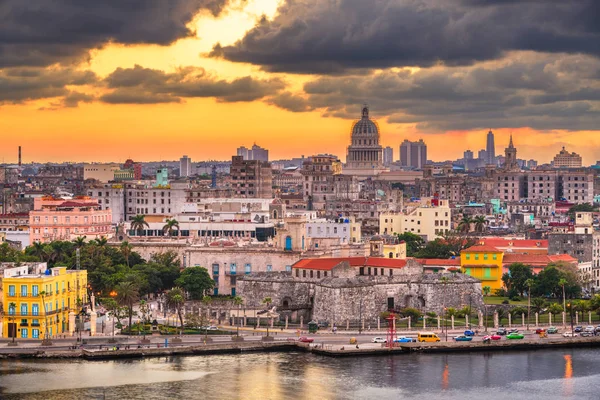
[
  {"left": 212, "top": 264, "right": 219, "bottom": 275},
  {"left": 267, "top": 265, "right": 273, "bottom": 272},
  {"left": 492, "top": 254, "right": 497, "bottom": 260},
  {"left": 296, "top": 269, "right": 300, "bottom": 277},
  {"left": 483, "top": 254, "right": 488, "bottom": 260},
  {"left": 32, "top": 304, "right": 39, "bottom": 316},
  {"left": 230, "top": 263, "right": 237, "bottom": 275},
  {"left": 21, "top": 285, "right": 28, "bottom": 296},
  {"left": 21, "top": 328, "right": 28, "bottom": 338},
  {"left": 286, "top": 265, "right": 291, "bottom": 272},
  {"left": 303, "top": 270, "right": 306, "bottom": 278},
  {"left": 8, "top": 285, "right": 15, "bottom": 297},
  {"left": 8, "top": 303, "right": 16, "bottom": 315},
  {"left": 32, "top": 329, "right": 40, "bottom": 339},
  {"left": 474, "top": 254, "right": 479, "bottom": 260},
  {"left": 21, "top": 303, "right": 28, "bottom": 316},
  {"left": 245, "top": 263, "right": 251, "bottom": 275},
  {"left": 484, "top": 268, "right": 492, "bottom": 279},
  {"left": 465, "top": 254, "right": 470, "bottom": 260}
]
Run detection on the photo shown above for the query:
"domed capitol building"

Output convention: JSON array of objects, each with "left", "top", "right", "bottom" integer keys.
[{"left": 344, "top": 105, "right": 387, "bottom": 176}]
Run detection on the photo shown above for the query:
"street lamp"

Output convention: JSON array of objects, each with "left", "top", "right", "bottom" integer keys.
[
  {"left": 568, "top": 303, "right": 574, "bottom": 337},
  {"left": 444, "top": 307, "right": 448, "bottom": 342}
]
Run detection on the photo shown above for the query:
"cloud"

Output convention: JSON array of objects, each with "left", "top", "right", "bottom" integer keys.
[
  {"left": 100, "top": 65, "right": 285, "bottom": 104},
  {"left": 211, "top": 0, "right": 600, "bottom": 74},
  {"left": 269, "top": 52, "right": 600, "bottom": 131},
  {"left": 0, "top": 0, "right": 237, "bottom": 68},
  {"left": 0, "top": 67, "right": 97, "bottom": 104}
]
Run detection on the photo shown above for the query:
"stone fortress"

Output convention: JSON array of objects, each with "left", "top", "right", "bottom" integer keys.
[{"left": 238, "top": 237, "right": 484, "bottom": 325}]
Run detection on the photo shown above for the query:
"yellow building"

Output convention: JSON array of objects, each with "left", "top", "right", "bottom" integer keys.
[
  {"left": 460, "top": 245, "right": 504, "bottom": 290},
  {"left": 2, "top": 266, "right": 87, "bottom": 340}
]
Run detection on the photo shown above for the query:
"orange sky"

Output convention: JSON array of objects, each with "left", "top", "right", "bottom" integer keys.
[{"left": 1, "top": 0, "right": 598, "bottom": 165}]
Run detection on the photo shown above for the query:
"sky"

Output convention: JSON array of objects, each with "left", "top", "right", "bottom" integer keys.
[{"left": 0, "top": 0, "right": 599, "bottom": 164}]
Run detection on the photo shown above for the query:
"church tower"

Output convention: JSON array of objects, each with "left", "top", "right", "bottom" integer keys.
[{"left": 504, "top": 134, "right": 518, "bottom": 171}]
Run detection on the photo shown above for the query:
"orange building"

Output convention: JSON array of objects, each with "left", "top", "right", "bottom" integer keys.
[{"left": 29, "top": 197, "right": 112, "bottom": 243}]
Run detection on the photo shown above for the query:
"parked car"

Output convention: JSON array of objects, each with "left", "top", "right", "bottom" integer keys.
[
  {"left": 482, "top": 335, "right": 501, "bottom": 343},
  {"left": 563, "top": 332, "right": 578, "bottom": 338},
  {"left": 594, "top": 326, "right": 600, "bottom": 335},
  {"left": 464, "top": 330, "right": 475, "bottom": 336},
  {"left": 506, "top": 332, "right": 525, "bottom": 340},
  {"left": 207, "top": 326, "right": 218, "bottom": 331},
  {"left": 372, "top": 337, "right": 387, "bottom": 343},
  {"left": 547, "top": 327, "right": 559, "bottom": 334},
  {"left": 509, "top": 328, "right": 519, "bottom": 334},
  {"left": 535, "top": 328, "right": 546, "bottom": 334},
  {"left": 497, "top": 328, "right": 507, "bottom": 336},
  {"left": 581, "top": 330, "right": 594, "bottom": 337},
  {"left": 574, "top": 326, "right": 583, "bottom": 333},
  {"left": 298, "top": 337, "right": 314, "bottom": 343},
  {"left": 394, "top": 336, "right": 416, "bottom": 343},
  {"left": 454, "top": 335, "right": 473, "bottom": 342}
]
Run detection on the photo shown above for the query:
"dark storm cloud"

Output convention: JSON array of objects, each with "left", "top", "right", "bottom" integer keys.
[
  {"left": 211, "top": 0, "right": 600, "bottom": 74},
  {"left": 0, "top": 67, "right": 97, "bottom": 103},
  {"left": 100, "top": 65, "right": 285, "bottom": 104},
  {"left": 0, "top": 0, "right": 237, "bottom": 68},
  {"left": 270, "top": 53, "right": 600, "bottom": 131}
]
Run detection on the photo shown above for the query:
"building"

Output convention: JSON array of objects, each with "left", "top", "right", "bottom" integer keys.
[
  {"left": 29, "top": 197, "right": 112, "bottom": 243},
  {"left": 400, "top": 139, "right": 427, "bottom": 169},
  {"left": 460, "top": 245, "right": 504, "bottom": 291},
  {"left": 83, "top": 163, "right": 120, "bottom": 182},
  {"left": 2, "top": 265, "right": 87, "bottom": 339},
  {"left": 237, "top": 144, "right": 269, "bottom": 162},
  {"left": 300, "top": 155, "right": 342, "bottom": 211},
  {"left": 344, "top": 105, "right": 385, "bottom": 176},
  {"left": 123, "top": 159, "right": 142, "bottom": 180},
  {"left": 230, "top": 156, "right": 273, "bottom": 199},
  {"left": 464, "top": 150, "right": 474, "bottom": 161},
  {"left": 0, "top": 213, "right": 29, "bottom": 232},
  {"left": 553, "top": 147, "right": 582, "bottom": 168},
  {"left": 383, "top": 146, "right": 394, "bottom": 166},
  {"left": 379, "top": 199, "right": 451, "bottom": 241},
  {"left": 180, "top": 155, "right": 192, "bottom": 177},
  {"left": 486, "top": 130, "right": 496, "bottom": 165},
  {"left": 504, "top": 134, "right": 519, "bottom": 171}
]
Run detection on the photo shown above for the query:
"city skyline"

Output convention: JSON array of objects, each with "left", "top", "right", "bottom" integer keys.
[{"left": 1, "top": 1, "right": 598, "bottom": 164}]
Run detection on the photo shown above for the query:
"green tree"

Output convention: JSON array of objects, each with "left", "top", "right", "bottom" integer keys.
[
  {"left": 531, "top": 297, "right": 547, "bottom": 314},
  {"left": 120, "top": 241, "right": 133, "bottom": 267},
  {"left": 116, "top": 281, "right": 140, "bottom": 335},
  {"left": 548, "top": 303, "right": 563, "bottom": 317},
  {"left": 73, "top": 236, "right": 86, "bottom": 248},
  {"left": 162, "top": 218, "right": 180, "bottom": 237},
  {"left": 482, "top": 286, "right": 491, "bottom": 297},
  {"left": 559, "top": 277, "right": 568, "bottom": 314},
  {"left": 166, "top": 287, "right": 186, "bottom": 336},
  {"left": 502, "top": 263, "right": 534, "bottom": 297},
  {"left": 567, "top": 203, "right": 596, "bottom": 219},
  {"left": 510, "top": 306, "right": 527, "bottom": 319},
  {"left": 457, "top": 216, "right": 473, "bottom": 233},
  {"left": 398, "top": 307, "right": 422, "bottom": 321},
  {"left": 394, "top": 232, "right": 425, "bottom": 257},
  {"left": 473, "top": 216, "right": 487, "bottom": 233},
  {"left": 175, "top": 267, "right": 214, "bottom": 300},
  {"left": 130, "top": 215, "right": 149, "bottom": 236}
]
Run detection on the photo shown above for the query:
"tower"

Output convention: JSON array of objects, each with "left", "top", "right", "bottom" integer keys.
[
  {"left": 18, "top": 146, "right": 22, "bottom": 167},
  {"left": 504, "top": 134, "right": 518, "bottom": 171},
  {"left": 486, "top": 129, "right": 495, "bottom": 165},
  {"left": 345, "top": 104, "right": 383, "bottom": 174}
]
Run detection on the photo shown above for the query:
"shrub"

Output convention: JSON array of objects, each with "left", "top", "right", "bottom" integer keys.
[{"left": 501, "top": 300, "right": 510, "bottom": 305}]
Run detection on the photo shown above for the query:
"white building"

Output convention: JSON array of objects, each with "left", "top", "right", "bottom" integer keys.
[
  {"left": 379, "top": 199, "right": 451, "bottom": 241},
  {"left": 180, "top": 155, "right": 192, "bottom": 177}
]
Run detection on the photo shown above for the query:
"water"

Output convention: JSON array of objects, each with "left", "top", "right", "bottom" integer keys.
[{"left": 1, "top": 349, "right": 599, "bottom": 399}]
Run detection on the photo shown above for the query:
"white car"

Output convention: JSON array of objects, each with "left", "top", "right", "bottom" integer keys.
[
  {"left": 563, "top": 332, "right": 578, "bottom": 337},
  {"left": 372, "top": 337, "right": 387, "bottom": 343}
]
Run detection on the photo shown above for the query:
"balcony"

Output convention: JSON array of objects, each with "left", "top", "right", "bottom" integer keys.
[{"left": 20, "top": 322, "right": 29, "bottom": 327}]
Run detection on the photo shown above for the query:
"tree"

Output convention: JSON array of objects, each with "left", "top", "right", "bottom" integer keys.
[
  {"left": 531, "top": 297, "right": 546, "bottom": 315},
  {"left": 398, "top": 307, "right": 422, "bottom": 321},
  {"left": 95, "top": 236, "right": 108, "bottom": 247},
  {"left": 175, "top": 267, "right": 214, "bottom": 300},
  {"left": 567, "top": 203, "right": 596, "bottom": 219},
  {"left": 510, "top": 306, "right": 527, "bottom": 319},
  {"left": 482, "top": 286, "right": 491, "bottom": 297},
  {"left": 184, "top": 313, "right": 207, "bottom": 329},
  {"left": 130, "top": 215, "right": 149, "bottom": 236},
  {"left": 559, "top": 277, "right": 568, "bottom": 314},
  {"left": 73, "top": 236, "right": 86, "bottom": 248},
  {"left": 166, "top": 287, "right": 186, "bottom": 336},
  {"left": 502, "top": 263, "right": 534, "bottom": 297},
  {"left": 162, "top": 218, "right": 180, "bottom": 237},
  {"left": 473, "top": 216, "right": 487, "bottom": 233},
  {"left": 394, "top": 232, "right": 425, "bottom": 257},
  {"left": 116, "top": 281, "right": 140, "bottom": 335},
  {"left": 120, "top": 241, "right": 133, "bottom": 267},
  {"left": 262, "top": 297, "right": 273, "bottom": 308},
  {"left": 548, "top": 303, "right": 563, "bottom": 316},
  {"left": 457, "top": 216, "right": 473, "bottom": 233}
]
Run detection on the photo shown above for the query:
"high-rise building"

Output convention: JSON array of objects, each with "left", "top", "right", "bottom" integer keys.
[
  {"left": 236, "top": 144, "right": 269, "bottom": 162},
  {"left": 486, "top": 129, "right": 496, "bottom": 165},
  {"left": 399, "top": 139, "right": 427, "bottom": 169},
  {"left": 383, "top": 146, "right": 394, "bottom": 166},
  {"left": 464, "top": 150, "right": 474, "bottom": 160},
  {"left": 478, "top": 149, "right": 487, "bottom": 160},
  {"left": 180, "top": 155, "right": 192, "bottom": 177},
  {"left": 552, "top": 147, "right": 582, "bottom": 168},
  {"left": 230, "top": 156, "right": 273, "bottom": 198}
]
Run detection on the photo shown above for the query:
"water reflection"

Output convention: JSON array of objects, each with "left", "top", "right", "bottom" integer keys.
[{"left": 0, "top": 349, "right": 599, "bottom": 399}]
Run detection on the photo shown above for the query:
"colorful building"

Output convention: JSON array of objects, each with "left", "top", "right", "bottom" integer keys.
[
  {"left": 29, "top": 197, "right": 112, "bottom": 243},
  {"left": 2, "top": 265, "right": 87, "bottom": 340},
  {"left": 460, "top": 245, "right": 504, "bottom": 290}
]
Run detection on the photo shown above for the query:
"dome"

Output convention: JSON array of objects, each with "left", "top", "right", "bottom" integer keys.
[{"left": 351, "top": 105, "right": 379, "bottom": 138}]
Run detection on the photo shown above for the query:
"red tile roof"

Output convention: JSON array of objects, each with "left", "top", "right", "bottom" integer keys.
[
  {"left": 462, "top": 245, "right": 501, "bottom": 253},
  {"left": 503, "top": 253, "right": 577, "bottom": 266},
  {"left": 58, "top": 201, "right": 98, "bottom": 208},
  {"left": 416, "top": 258, "right": 461, "bottom": 266},
  {"left": 478, "top": 238, "right": 548, "bottom": 249},
  {"left": 292, "top": 257, "right": 407, "bottom": 271}
]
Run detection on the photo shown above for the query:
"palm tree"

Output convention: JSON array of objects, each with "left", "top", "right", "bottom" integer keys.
[
  {"left": 116, "top": 281, "right": 140, "bottom": 335},
  {"left": 29, "top": 241, "right": 45, "bottom": 260},
  {"left": 233, "top": 296, "right": 244, "bottom": 334},
  {"left": 457, "top": 216, "right": 473, "bottom": 234},
  {"left": 39, "top": 291, "right": 51, "bottom": 341},
  {"left": 559, "top": 278, "right": 568, "bottom": 315},
  {"left": 525, "top": 278, "right": 535, "bottom": 331},
  {"left": 162, "top": 219, "right": 180, "bottom": 238},
  {"left": 531, "top": 297, "right": 546, "bottom": 315},
  {"left": 473, "top": 216, "right": 487, "bottom": 233},
  {"left": 482, "top": 286, "right": 491, "bottom": 297},
  {"left": 166, "top": 287, "right": 186, "bottom": 336},
  {"left": 73, "top": 237, "right": 86, "bottom": 248},
  {"left": 130, "top": 215, "right": 149, "bottom": 236},
  {"left": 120, "top": 241, "right": 133, "bottom": 267},
  {"left": 95, "top": 236, "right": 108, "bottom": 247}
]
